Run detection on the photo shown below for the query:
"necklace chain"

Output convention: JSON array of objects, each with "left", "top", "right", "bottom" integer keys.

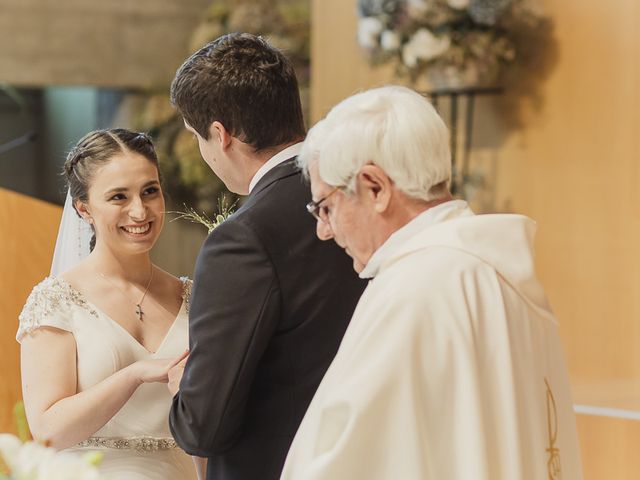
[{"left": 99, "top": 265, "right": 154, "bottom": 321}]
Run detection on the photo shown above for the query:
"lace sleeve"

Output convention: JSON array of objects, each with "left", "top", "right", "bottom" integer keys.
[
  {"left": 17, "top": 277, "right": 74, "bottom": 343},
  {"left": 180, "top": 277, "right": 193, "bottom": 315}
]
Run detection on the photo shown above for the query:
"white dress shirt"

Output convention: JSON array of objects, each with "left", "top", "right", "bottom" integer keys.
[{"left": 248, "top": 142, "right": 303, "bottom": 193}]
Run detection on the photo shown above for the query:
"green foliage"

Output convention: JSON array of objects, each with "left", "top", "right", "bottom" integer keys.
[
  {"left": 13, "top": 402, "right": 30, "bottom": 443},
  {"left": 169, "top": 195, "right": 237, "bottom": 234}
]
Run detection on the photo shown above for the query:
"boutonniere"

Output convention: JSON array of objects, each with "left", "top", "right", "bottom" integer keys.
[{"left": 170, "top": 195, "right": 237, "bottom": 234}]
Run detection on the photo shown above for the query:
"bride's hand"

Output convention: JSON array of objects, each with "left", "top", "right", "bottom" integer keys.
[
  {"left": 130, "top": 350, "right": 189, "bottom": 384},
  {"left": 167, "top": 353, "right": 189, "bottom": 396}
]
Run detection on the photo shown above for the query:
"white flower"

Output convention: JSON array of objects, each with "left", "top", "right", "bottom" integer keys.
[
  {"left": 0, "top": 434, "right": 24, "bottom": 471},
  {"left": 401, "top": 28, "right": 451, "bottom": 68},
  {"left": 407, "top": 0, "right": 429, "bottom": 17},
  {"left": 357, "top": 17, "right": 384, "bottom": 50},
  {"left": 0, "top": 434, "right": 102, "bottom": 480},
  {"left": 380, "top": 30, "right": 401, "bottom": 51},
  {"left": 447, "top": 0, "right": 470, "bottom": 9},
  {"left": 1, "top": 435, "right": 55, "bottom": 478}
]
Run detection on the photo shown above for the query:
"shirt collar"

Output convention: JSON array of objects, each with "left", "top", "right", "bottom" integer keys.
[
  {"left": 248, "top": 142, "right": 303, "bottom": 193},
  {"left": 359, "top": 199, "right": 469, "bottom": 279}
]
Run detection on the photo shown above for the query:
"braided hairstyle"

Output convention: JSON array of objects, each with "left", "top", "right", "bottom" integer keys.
[{"left": 62, "top": 129, "right": 160, "bottom": 251}]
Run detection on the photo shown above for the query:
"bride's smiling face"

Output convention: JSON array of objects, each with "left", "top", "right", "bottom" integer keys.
[{"left": 78, "top": 150, "right": 165, "bottom": 256}]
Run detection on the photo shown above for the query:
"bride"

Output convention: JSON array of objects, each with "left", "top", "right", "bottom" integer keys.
[{"left": 17, "top": 129, "right": 198, "bottom": 479}]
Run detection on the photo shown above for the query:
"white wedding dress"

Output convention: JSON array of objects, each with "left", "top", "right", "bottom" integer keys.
[{"left": 17, "top": 276, "right": 197, "bottom": 480}]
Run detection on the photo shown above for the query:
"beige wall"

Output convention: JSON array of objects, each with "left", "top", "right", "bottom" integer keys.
[
  {"left": 0, "top": 0, "right": 211, "bottom": 88},
  {"left": 0, "top": 188, "right": 61, "bottom": 434},
  {"left": 312, "top": 0, "right": 640, "bottom": 477}
]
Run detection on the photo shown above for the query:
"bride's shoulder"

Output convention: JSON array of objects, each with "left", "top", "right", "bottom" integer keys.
[
  {"left": 179, "top": 276, "right": 193, "bottom": 292},
  {"left": 27, "top": 276, "right": 72, "bottom": 298},
  {"left": 154, "top": 267, "right": 192, "bottom": 302},
  {"left": 18, "top": 276, "right": 79, "bottom": 342},
  {"left": 22, "top": 275, "right": 86, "bottom": 312},
  {"left": 178, "top": 276, "right": 192, "bottom": 307},
  {"left": 179, "top": 277, "right": 193, "bottom": 314}
]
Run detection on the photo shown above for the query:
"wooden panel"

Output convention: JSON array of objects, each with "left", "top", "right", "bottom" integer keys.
[
  {"left": 311, "top": 1, "right": 400, "bottom": 122},
  {"left": 0, "top": 0, "right": 211, "bottom": 88},
  {"left": 576, "top": 414, "right": 640, "bottom": 480},
  {"left": 493, "top": 0, "right": 640, "bottom": 385},
  {"left": 0, "top": 188, "right": 61, "bottom": 433},
  {"left": 573, "top": 379, "right": 640, "bottom": 413}
]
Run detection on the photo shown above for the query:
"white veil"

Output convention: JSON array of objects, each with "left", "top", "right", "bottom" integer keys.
[{"left": 50, "top": 190, "right": 93, "bottom": 276}]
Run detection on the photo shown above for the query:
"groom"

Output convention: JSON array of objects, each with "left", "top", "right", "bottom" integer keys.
[{"left": 167, "top": 34, "right": 366, "bottom": 480}]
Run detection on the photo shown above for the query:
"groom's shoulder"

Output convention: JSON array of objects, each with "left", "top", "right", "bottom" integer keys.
[
  {"left": 238, "top": 168, "right": 309, "bottom": 221},
  {"left": 259, "top": 172, "right": 308, "bottom": 209},
  {"left": 201, "top": 171, "right": 312, "bottom": 250}
]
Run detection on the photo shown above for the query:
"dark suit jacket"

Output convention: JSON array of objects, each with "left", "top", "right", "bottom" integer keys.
[{"left": 169, "top": 158, "right": 367, "bottom": 480}]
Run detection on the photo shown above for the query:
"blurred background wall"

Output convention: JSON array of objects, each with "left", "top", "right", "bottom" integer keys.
[
  {"left": 0, "top": 0, "right": 211, "bottom": 88},
  {"left": 0, "top": 0, "right": 210, "bottom": 201},
  {"left": 0, "top": 189, "right": 61, "bottom": 442}
]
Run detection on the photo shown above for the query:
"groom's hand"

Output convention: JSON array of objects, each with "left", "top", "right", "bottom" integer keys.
[{"left": 167, "top": 353, "right": 189, "bottom": 396}]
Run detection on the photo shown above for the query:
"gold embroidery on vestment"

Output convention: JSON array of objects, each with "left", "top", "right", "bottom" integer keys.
[{"left": 545, "top": 378, "right": 562, "bottom": 480}]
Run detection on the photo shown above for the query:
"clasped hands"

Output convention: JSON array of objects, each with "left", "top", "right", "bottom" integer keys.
[
  {"left": 134, "top": 349, "right": 189, "bottom": 394},
  {"left": 167, "top": 350, "right": 189, "bottom": 396}
]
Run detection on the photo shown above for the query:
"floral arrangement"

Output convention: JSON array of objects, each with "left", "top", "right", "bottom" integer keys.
[
  {"left": 0, "top": 402, "right": 102, "bottom": 480},
  {"left": 137, "top": 0, "right": 310, "bottom": 213},
  {"left": 357, "top": 0, "right": 542, "bottom": 87},
  {"left": 0, "top": 434, "right": 103, "bottom": 480}
]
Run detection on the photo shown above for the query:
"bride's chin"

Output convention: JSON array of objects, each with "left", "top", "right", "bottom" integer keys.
[{"left": 115, "top": 233, "right": 159, "bottom": 252}]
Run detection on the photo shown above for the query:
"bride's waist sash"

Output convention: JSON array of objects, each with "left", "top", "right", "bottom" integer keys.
[{"left": 77, "top": 436, "right": 178, "bottom": 452}]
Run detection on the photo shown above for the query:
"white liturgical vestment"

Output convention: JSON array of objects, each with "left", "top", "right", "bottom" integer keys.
[{"left": 281, "top": 201, "right": 582, "bottom": 480}]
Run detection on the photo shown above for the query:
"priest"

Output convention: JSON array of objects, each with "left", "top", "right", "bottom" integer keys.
[{"left": 281, "top": 85, "right": 583, "bottom": 480}]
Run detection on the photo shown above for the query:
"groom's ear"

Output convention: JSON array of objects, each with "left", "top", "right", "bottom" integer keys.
[
  {"left": 210, "top": 121, "right": 232, "bottom": 151},
  {"left": 74, "top": 200, "right": 93, "bottom": 224}
]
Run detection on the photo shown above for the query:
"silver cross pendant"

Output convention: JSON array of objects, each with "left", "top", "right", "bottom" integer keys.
[{"left": 135, "top": 304, "right": 144, "bottom": 321}]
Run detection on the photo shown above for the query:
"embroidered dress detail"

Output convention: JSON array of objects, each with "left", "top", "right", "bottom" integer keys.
[
  {"left": 17, "top": 277, "right": 98, "bottom": 341},
  {"left": 77, "top": 436, "right": 178, "bottom": 452},
  {"left": 180, "top": 277, "right": 193, "bottom": 314}
]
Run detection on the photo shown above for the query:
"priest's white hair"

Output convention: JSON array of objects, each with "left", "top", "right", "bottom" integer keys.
[{"left": 298, "top": 85, "right": 451, "bottom": 201}]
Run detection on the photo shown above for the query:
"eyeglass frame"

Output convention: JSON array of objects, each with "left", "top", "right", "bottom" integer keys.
[{"left": 306, "top": 187, "right": 340, "bottom": 222}]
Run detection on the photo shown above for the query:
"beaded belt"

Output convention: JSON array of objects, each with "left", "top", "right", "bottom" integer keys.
[{"left": 77, "top": 436, "right": 178, "bottom": 452}]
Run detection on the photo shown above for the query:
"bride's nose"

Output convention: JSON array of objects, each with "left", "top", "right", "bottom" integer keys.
[{"left": 128, "top": 196, "right": 147, "bottom": 221}]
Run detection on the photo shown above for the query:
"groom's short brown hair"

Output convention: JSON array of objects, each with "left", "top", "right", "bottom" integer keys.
[{"left": 170, "top": 33, "right": 306, "bottom": 152}]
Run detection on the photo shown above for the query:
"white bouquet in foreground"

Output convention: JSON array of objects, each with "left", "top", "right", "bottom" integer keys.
[{"left": 0, "top": 434, "right": 102, "bottom": 480}]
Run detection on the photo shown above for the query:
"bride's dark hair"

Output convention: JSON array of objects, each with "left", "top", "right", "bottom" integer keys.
[{"left": 62, "top": 128, "right": 161, "bottom": 250}]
